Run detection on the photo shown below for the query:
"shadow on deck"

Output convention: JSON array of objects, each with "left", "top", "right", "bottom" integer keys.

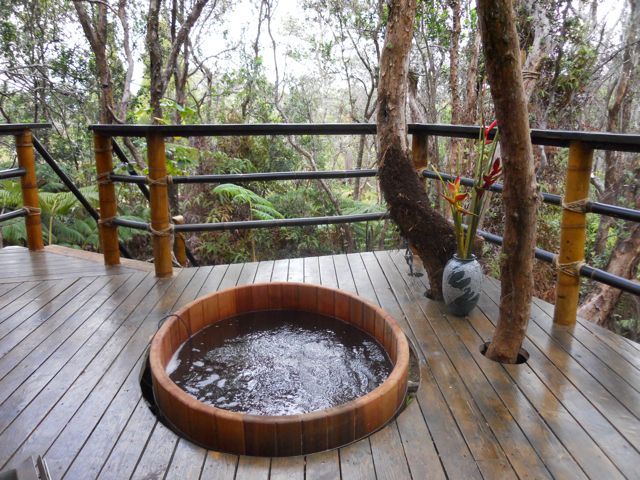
[{"left": 0, "top": 246, "right": 639, "bottom": 479}]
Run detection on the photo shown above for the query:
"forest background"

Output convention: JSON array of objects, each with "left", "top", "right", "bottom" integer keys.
[{"left": 0, "top": 0, "right": 638, "bottom": 337}]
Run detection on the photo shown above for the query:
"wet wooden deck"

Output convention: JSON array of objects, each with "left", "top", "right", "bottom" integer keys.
[{"left": 0, "top": 246, "right": 639, "bottom": 479}]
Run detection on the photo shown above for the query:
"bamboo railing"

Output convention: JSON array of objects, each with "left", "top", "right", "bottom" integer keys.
[
  {"left": 0, "top": 124, "right": 49, "bottom": 251},
  {"left": 81, "top": 123, "right": 640, "bottom": 327}
]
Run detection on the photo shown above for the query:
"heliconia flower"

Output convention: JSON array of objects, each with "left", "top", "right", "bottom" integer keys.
[
  {"left": 447, "top": 175, "right": 462, "bottom": 192},
  {"left": 484, "top": 120, "right": 498, "bottom": 145},
  {"left": 440, "top": 194, "right": 474, "bottom": 215},
  {"left": 482, "top": 157, "right": 502, "bottom": 190}
]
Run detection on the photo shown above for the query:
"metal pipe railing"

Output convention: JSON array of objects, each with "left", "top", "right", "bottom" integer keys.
[
  {"left": 32, "top": 136, "right": 133, "bottom": 259},
  {"left": 109, "top": 169, "right": 378, "bottom": 185},
  {"left": 107, "top": 167, "right": 640, "bottom": 223},
  {"left": 111, "top": 211, "right": 388, "bottom": 233},
  {"left": 0, "top": 209, "right": 28, "bottom": 223},
  {"left": 422, "top": 170, "right": 640, "bottom": 223},
  {"left": 87, "top": 123, "right": 639, "bottom": 325},
  {"left": 0, "top": 168, "right": 26, "bottom": 180},
  {"left": 477, "top": 229, "right": 640, "bottom": 296},
  {"left": 89, "top": 122, "right": 640, "bottom": 152},
  {"left": 111, "top": 140, "right": 198, "bottom": 266}
]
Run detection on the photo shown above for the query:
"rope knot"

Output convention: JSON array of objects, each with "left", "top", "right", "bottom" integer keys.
[
  {"left": 561, "top": 197, "right": 588, "bottom": 213},
  {"left": 22, "top": 206, "right": 41, "bottom": 216},
  {"left": 148, "top": 223, "right": 174, "bottom": 237},
  {"left": 98, "top": 216, "right": 116, "bottom": 226},
  {"left": 96, "top": 172, "right": 112, "bottom": 186},
  {"left": 146, "top": 175, "right": 173, "bottom": 186},
  {"left": 553, "top": 255, "right": 584, "bottom": 278}
]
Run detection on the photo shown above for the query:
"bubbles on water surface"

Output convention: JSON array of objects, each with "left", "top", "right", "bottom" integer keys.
[{"left": 167, "top": 310, "right": 393, "bottom": 415}]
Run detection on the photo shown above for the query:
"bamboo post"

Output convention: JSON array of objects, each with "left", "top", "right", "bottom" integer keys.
[
  {"left": 15, "top": 129, "right": 44, "bottom": 250},
  {"left": 94, "top": 132, "right": 120, "bottom": 265},
  {"left": 172, "top": 215, "right": 188, "bottom": 267},
  {"left": 411, "top": 133, "right": 428, "bottom": 176},
  {"left": 553, "top": 141, "right": 594, "bottom": 326},
  {"left": 408, "top": 133, "right": 428, "bottom": 258},
  {"left": 147, "top": 134, "right": 173, "bottom": 277}
]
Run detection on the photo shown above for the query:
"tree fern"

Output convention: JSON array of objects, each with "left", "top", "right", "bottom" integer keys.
[{"left": 213, "top": 184, "right": 283, "bottom": 220}]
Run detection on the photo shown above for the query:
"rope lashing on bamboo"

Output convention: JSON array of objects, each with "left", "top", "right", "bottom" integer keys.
[
  {"left": 97, "top": 216, "right": 116, "bottom": 226},
  {"left": 21, "top": 206, "right": 41, "bottom": 216},
  {"left": 96, "top": 171, "right": 112, "bottom": 186},
  {"left": 553, "top": 255, "right": 585, "bottom": 278},
  {"left": 146, "top": 175, "right": 173, "bottom": 186},
  {"left": 561, "top": 197, "right": 589, "bottom": 213},
  {"left": 148, "top": 223, "right": 174, "bottom": 237}
]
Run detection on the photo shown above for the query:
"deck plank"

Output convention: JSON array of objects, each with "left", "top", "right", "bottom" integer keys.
[
  {"left": 338, "top": 440, "right": 376, "bottom": 480},
  {"left": 357, "top": 252, "right": 492, "bottom": 479},
  {"left": 302, "top": 255, "right": 342, "bottom": 480},
  {"left": 535, "top": 296, "right": 640, "bottom": 371},
  {"left": 269, "top": 456, "right": 305, "bottom": 480},
  {"left": 0, "top": 274, "right": 134, "bottom": 403},
  {"left": 305, "top": 450, "right": 340, "bottom": 480},
  {"left": 46, "top": 269, "right": 201, "bottom": 479},
  {"left": 482, "top": 279, "right": 640, "bottom": 469},
  {"left": 0, "top": 271, "right": 172, "bottom": 470},
  {"left": 477, "top": 281, "right": 631, "bottom": 479},
  {"left": 235, "top": 456, "right": 270, "bottom": 480},
  {"left": 377, "top": 254, "right": 585, "bottom": 478},
  {"left": 200, "top": 451, "right": 237, "bottom": 480},
  {"left": 376, "top": 254, "right": 550, "bottom": 478},
  {"left": 1, "top": 248, "right": 640, "bottom": 479}
]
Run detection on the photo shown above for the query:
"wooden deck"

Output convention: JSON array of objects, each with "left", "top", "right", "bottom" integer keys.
[{"left": 0, "top": 246, "right": 639, "bottom": 479}]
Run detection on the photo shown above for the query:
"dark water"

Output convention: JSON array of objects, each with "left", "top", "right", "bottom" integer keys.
[{"left": 167, "top": 310, "right": 393, "bottom": 415}]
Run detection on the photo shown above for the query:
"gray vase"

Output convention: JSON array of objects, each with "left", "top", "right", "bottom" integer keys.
[{"left": 442, "top": 254, "right": 483, "bottom": 316}]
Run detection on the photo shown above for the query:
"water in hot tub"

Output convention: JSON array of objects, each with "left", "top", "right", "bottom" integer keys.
[{"left": 167, "top": 310, "right": 393, "bottom": 415}]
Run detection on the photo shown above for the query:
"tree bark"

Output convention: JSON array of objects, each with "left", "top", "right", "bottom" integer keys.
[
  {"left": 578, "top": 223, "right": 640, "bottom": 328},
  {"left": 147, "top": 0, "right": 210, "bottom": 121},
  {"left": 448, "top": 0, "right": 463, "bottom": 174},
  {"left": 377, "top": 0, "right": 456, "bottom": 300},
  {"left": 73, "top": 0, "right": 113, "bottom": 124},
  {"left": 477, "top": 0, "right": 538, "bottom": 363},
  {"left": 594, "top": 0, "right": 639, "bottom": 255}
]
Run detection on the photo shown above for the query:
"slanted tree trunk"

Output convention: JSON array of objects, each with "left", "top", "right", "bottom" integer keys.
[
  {"left": 477, "top": 0, "right": 538, "bottom": 363},
  {"left": 579, "top": 222, "right": 640, "bottom": 328},
  {"left": 377, "top": 0, "right": 455, "bottom": 300}
]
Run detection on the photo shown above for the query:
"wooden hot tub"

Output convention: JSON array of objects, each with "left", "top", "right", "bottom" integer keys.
[{"left": 149, "top": 282, "right": 409, "bottom": 456}]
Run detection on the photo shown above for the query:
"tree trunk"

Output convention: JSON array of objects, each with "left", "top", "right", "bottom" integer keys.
[
  {"left": 594, "top": 0, "right": 639, "bottom": 256},
  {"left": 448, "top": 0, "right": 463, "bottom": 174},
  {"left": 462, "top": 29, "right": 481, "bottom": 125},
  {"left": 578, "top": 223, "right": 640, "bottom": 328},
  {"left": 478, "top": 0, "right": 538, "bottom": 363},
  {"left": 377, "top": 0, "right": 455, "bottom": 300},
  {"left": 73, "top": 1, "right": 114, "bottom": 124}
]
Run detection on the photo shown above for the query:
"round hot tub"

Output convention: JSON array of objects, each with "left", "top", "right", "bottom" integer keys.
[{"left": 149, "top": 282, "right": 409, "bottom": 456}]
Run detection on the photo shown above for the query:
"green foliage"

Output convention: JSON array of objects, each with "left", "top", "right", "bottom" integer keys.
[{"left": 212, "top": 183, "right": 283, "bottom": 221}]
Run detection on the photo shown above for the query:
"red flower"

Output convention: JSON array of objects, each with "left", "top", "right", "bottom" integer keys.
[
  {"left": 441, "top": 176, "right": 474, "bottom": 215},
  {"left": 484, "top": 120, "right": 498, "bottom": 145}
]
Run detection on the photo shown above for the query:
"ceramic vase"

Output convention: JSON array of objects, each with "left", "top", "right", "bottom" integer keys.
[{"left": 442, "top": 254, "right": 483, "bottom": 316}]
